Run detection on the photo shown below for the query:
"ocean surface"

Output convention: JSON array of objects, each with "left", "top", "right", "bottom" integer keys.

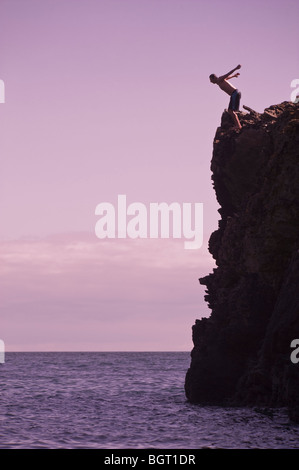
[{"left": 0, "top": 352, "right": 299, "bottom": 449}]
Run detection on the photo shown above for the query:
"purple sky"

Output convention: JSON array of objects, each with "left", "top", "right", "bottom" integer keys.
[{"left": 0, "top": 0, "right": 298, "bottom": 351}]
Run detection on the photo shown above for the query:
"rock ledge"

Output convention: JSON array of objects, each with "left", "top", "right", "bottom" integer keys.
[{"left": 185, "top": 101, "right": 299, "bottom": 422}]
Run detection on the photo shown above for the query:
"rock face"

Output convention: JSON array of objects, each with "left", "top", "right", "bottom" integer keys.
[{"left": 185, "top": 101, "right": 299, "bottom": 421}]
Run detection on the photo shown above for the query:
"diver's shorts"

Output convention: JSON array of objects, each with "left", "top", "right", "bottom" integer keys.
[{"left": 228, "top": 89, "right": 241, "bottom": 111}]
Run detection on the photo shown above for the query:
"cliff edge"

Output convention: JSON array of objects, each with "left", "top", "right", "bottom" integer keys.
[{"left": 185, "top": 101, "right": 299, "bottom": 422}]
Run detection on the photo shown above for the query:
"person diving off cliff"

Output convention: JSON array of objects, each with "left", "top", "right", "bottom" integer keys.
[{"left": 209, "top": 64, "right": 242, "bottom": 130}]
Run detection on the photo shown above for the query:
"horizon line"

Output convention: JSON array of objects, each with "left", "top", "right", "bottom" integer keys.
[{"left": 4, "top": 350, "right": 190, "bottom": 353}]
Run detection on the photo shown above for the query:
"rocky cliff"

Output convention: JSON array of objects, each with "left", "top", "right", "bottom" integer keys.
[{"left": 185, "top": 101, "right": 299, "bottom": 422}]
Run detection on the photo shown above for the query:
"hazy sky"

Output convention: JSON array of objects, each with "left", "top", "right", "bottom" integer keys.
[{"left": 0, "top": 0, "right": 298, "bottom": 351}]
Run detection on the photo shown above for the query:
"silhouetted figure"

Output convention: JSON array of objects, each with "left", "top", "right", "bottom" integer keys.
[{"left": 210, "top": 64, "right": 242, "bottom": 129}]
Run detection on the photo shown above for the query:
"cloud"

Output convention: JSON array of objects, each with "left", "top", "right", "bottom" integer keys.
[{"left": 0, "top": 233, "right": 215, "bottom": 350}]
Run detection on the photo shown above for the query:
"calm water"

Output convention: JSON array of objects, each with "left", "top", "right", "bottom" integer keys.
[{"left": 0, "top": 352, "right": 298, "bottom": 449}]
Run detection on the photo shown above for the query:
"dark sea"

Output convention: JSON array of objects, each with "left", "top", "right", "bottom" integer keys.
[{"left": 0, "top": 352, "right": 299, "bottom": 449}]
